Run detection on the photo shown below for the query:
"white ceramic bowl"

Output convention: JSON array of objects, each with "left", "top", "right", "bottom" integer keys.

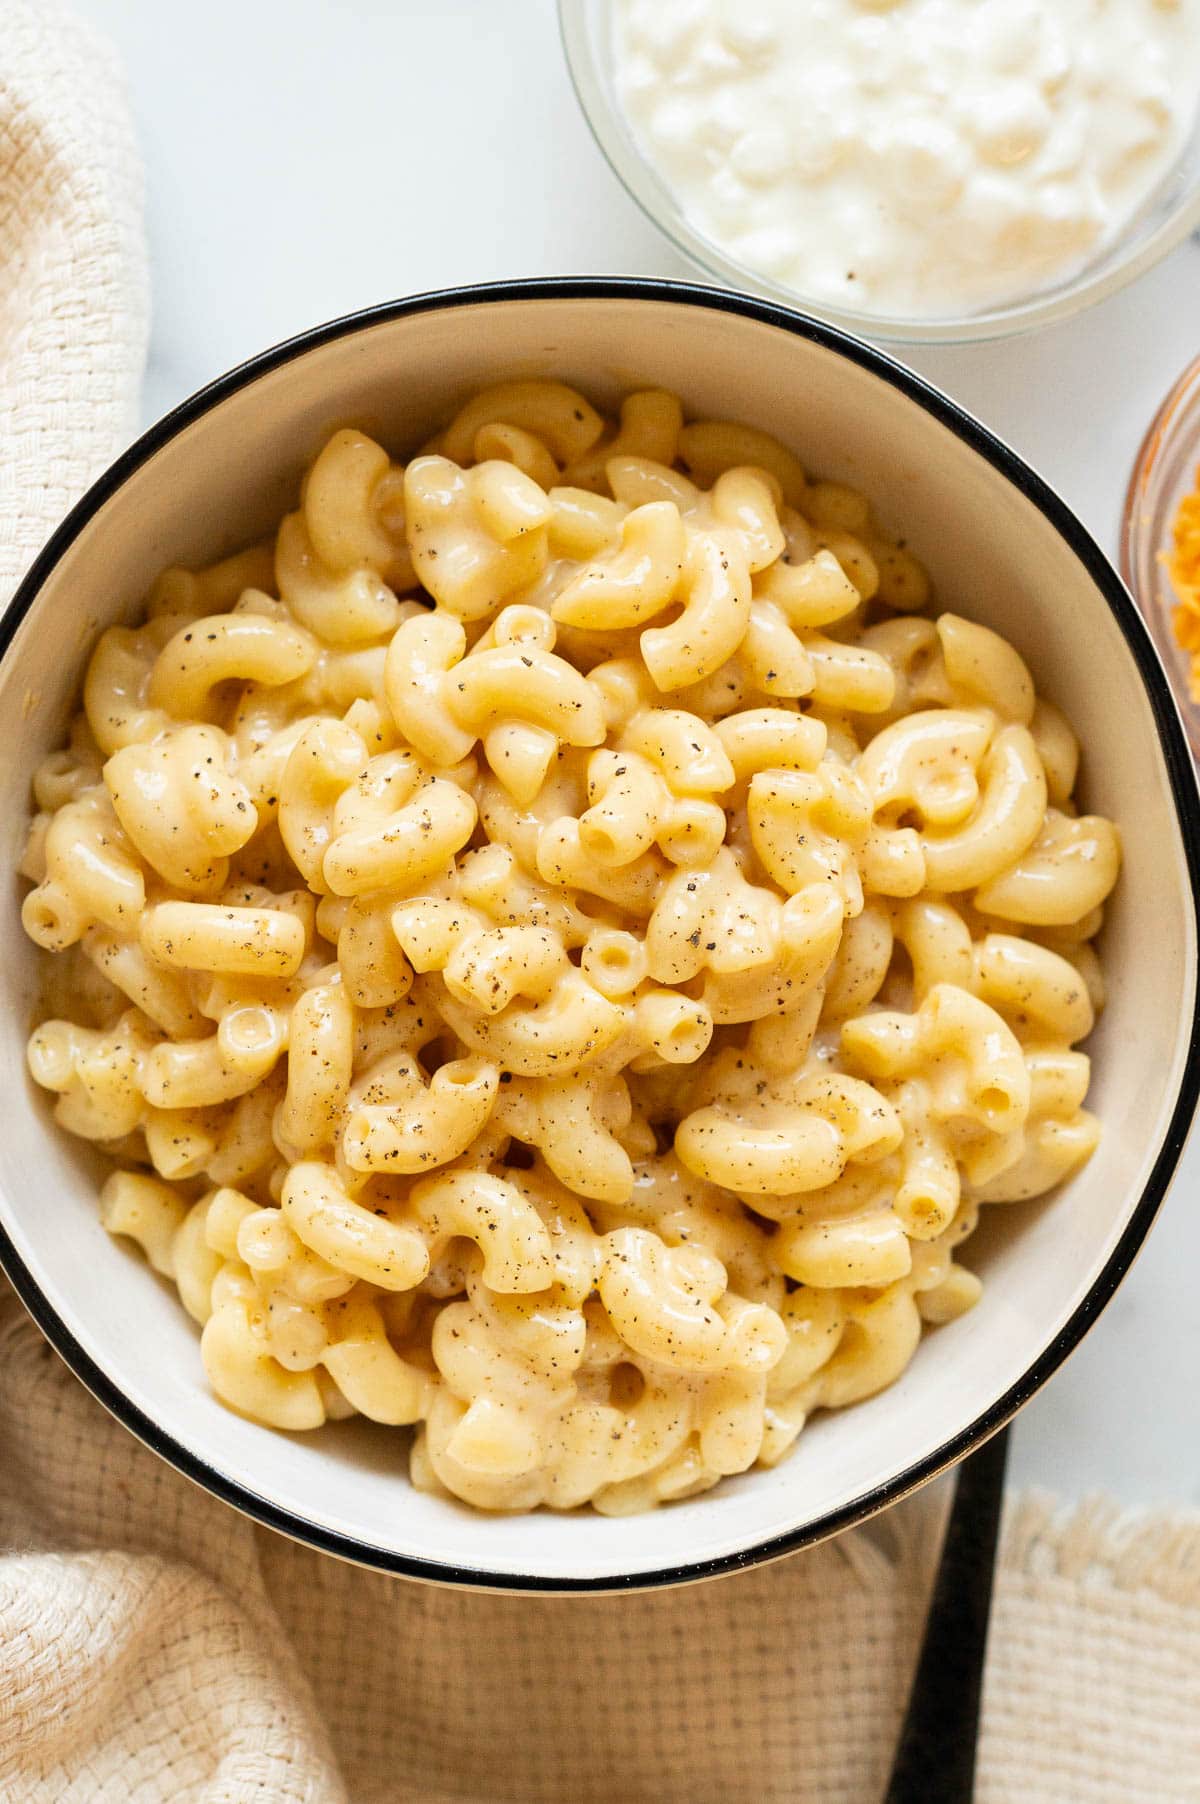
[{"left": 2, "top": 280, "right": 1197, "bottom": 1592}]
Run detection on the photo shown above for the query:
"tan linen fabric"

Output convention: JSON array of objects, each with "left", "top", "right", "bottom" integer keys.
[
  {"left": 0, "top": 0, "right": 147, "bottom": 599},
  {"left": 1, "top": 5, "right": 1198, "bottom": 1800}
]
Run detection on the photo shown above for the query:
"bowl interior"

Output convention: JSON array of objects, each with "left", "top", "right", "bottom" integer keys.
[{"left": 1, "top": 290, "right": 1196, "bottom": 1588}]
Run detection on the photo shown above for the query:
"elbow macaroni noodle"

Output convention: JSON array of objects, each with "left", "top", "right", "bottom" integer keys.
[{"left": 21, "top": 379, "right": 1120, "bottom": 1514}]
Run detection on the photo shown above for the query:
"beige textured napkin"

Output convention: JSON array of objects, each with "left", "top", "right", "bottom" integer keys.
[{"left": 2, "top": 6, "right": 1199, "bottom": 1800}]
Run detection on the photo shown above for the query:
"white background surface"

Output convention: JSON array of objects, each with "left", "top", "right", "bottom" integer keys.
[{"left": 75, "top": 0, "right": 1199, "bottom": 1506}]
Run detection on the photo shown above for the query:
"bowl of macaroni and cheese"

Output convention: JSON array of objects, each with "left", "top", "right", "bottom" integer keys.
[{"left": 2, "top": 279, "right": 1197, "bottom": 1590}]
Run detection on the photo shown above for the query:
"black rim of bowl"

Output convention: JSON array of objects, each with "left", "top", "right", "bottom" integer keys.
[{"left": 2, "top": 276, "right": 1198, "bottom": 1594}]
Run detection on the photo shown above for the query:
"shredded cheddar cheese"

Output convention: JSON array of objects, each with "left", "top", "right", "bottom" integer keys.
[{"left": 1168, "top": 465, "right": 1200, "bottom": 701}]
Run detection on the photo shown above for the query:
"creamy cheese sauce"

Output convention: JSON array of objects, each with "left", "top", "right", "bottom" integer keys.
[{"left": 613, "top": 0, "right": 1200, "bottom": 319}]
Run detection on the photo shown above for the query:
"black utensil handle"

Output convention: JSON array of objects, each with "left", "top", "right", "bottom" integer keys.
[{"left": 882, "top": 1425, "right": 1011, "bottom": 1804}]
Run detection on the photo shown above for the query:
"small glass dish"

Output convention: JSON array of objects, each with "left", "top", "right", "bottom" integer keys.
[
  {"left": 559, "top": 0, "right": 1200, "bottom": 347},
  {"left": 1122, "top": 354, "right": 1200, "bottom": 760}
]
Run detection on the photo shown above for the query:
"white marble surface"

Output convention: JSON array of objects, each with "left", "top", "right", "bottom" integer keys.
[{"left": 76, "top": 0, "right": 1199, "bottom": 1506}]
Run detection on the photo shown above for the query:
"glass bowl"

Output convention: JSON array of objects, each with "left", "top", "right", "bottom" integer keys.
[
  {"left": 559, "top": 0, "right": 1200, "bottom": 346},
  {"left": 1122, "top": 353, "right": 1200, "bottom": 760}
]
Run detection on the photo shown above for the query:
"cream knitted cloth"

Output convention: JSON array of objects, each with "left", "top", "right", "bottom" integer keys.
[{"left": 1, "top": 6, "right": 1199, "bottom": 1799}]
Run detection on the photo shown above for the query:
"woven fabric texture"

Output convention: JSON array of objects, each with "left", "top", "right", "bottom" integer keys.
[{"left": 1, "top": 6, "right": 1198, "bottom": 1801}]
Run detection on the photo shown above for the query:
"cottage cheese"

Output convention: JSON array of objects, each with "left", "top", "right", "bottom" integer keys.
[{"left": 613, "top": 0, "right": 1200, "bottom": 318}]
